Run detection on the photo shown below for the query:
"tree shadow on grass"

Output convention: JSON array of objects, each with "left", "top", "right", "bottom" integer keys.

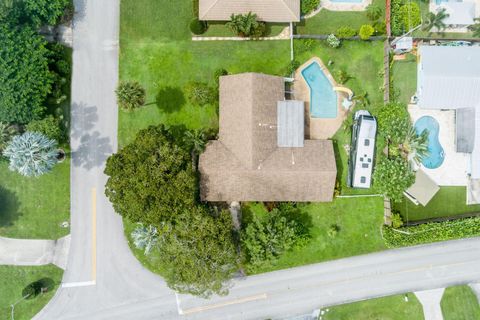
[
  {"left": 0, "top": 186, "right": 21, "bottom": 229},
  {"left": 155, "top": 87, "right": 186, "bottom": 114}
]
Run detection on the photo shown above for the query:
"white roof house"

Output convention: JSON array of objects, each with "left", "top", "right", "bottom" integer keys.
[
  {"left": 439, "top": 2, "right": 476, "bottom": 26},
  {"left": 416, "top": 45, "right": 480, "bottom": 180},
  {"left": 348, "top": 110, "right": 377, "bottom": 189}
]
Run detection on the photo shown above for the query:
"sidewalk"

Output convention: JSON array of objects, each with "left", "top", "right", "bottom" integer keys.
[{"left": 0, "top": 235, "right": 70, "bottom": 270}]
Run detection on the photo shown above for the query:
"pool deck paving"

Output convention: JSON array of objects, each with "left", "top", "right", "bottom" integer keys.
[
  {"left": 320, "top": 0, "right": 371, "bottom": 11},
  {"left": 294, "top": 57, "right": 351, "bottom": 140},
  {"left": 408, "top": 105, "right": 469, "bottom": 187}
]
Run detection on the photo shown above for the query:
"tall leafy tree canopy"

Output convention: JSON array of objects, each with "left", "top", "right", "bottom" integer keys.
[
  {"left": 104, "top": 125, "right": 197, "bottom": 225},
  {"left": 0, "top": 23, "right": 53, "bottom": 123},
  {"left": 0, "top": 0, "right": 68, "bottom": 26},
  {"left": 159, "top": 206, "right": 238, "bottom": 297}
]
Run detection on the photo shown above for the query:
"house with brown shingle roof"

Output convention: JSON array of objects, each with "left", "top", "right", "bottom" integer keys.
[
  {"left": 199, "top": 73, "right": 337, "bottom": 202},
  {"left": 199, "top": 0, "right": 301, "bottom": 22}
]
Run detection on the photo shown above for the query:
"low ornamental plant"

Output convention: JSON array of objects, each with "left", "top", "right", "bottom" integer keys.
[
  {"left": 326, "top": 34, "right": 341, "bottom": 48},
  {"left": 335, "top": 26, "right": 357, "bottom": 38},
  {"left": 359, "top": 24, "right": 375, "bottom": 40}
]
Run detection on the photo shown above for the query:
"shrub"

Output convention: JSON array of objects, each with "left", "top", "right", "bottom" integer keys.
[
  {"left": 391, "top": 0, "right": 403, "bottom": 35},
  {"left": 3, "top": 132, "right": 58, "bottom": 177},
  {"left": 241, "top": 203, "right": 311, "bottom": 271},
  {"left": 116, "top": 81, "right": 146, "bottom": 111},
  {"left": 399, "top": 2, "right": 421, "bottom": 32},
  {"left": 185, "top": 82, "right": 216, "bottom": 106},
  {"left": 336, "top": 69, "right": 351, "bottom": 84},
  {"left": 214, "top": 68, "right": 228, "bottom": 87},
  {"left": 327, "top": 224, "right": 340, "bottom": 238},
  {"left": 383, "top": 217, "right": 480, "bottom": 248},
  {"left": 366, "top": 4, "right": 383, "bottom": 21},
  {"left": 0, "top": 123, "right": 17, "bottom": 152},
  {"left": 294, "top": 38, "right": 317, "bottom": 55},
  {"left": 326, "top": 34, "right": 341, "bottom": 48},
  {"left": 301, "top": 0, "right": 321, "bottom": 15},
  {"left": 373, "top": 157, "right": 415, "bottom": 202},
  {"left": 26, "top": 115, "right": 64, "bottom": 142},
  {"left": 359, "top": 24, "right": 375, "bottom": 40},
  {"left": 189, "top": 18, "right": 208, "bottom": 35},
  {"left": 373, "top": 20, "right": 387, "bottom": 35},
  {"left": 391, "top": 213, "right": 404, "bottom": 228},
  {"left": 335, "top": 26, "right": 357, "bottom": 38},
  {"left": 375, "top": 102, "right": 410, "bottom": 144},
  {"left": 284, "top": 60, "right": 301, "bottom": 77}
]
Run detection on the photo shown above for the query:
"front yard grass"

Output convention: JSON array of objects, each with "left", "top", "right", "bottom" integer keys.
[
  {"left": 244, "top": 197, "right": 386, "bottom": 274},
  {"left": 296, "top": 0, "right": 385, "bottom": 35},
  {"left": 0, "top": 159, "right": 70, "bottom": 239},
  {"left": 322, "top": 293, "right": 423, "bottom": 320},
  {"left": 441, "top": 285, "right": 480, "bottom": 320},
  {"left": 391, "top": 53, "right": 417, "bottom": 104},
  {"left": 0, "top": 265, "right": 63, "bottom": 320},
  {"left": 393, "top": 187, "right": 480, "bottom": 222}
]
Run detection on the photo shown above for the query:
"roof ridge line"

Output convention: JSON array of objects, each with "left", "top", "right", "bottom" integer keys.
[
  {"left": 279, "top": 0, "right": 298, "bottom": 20},
  {"left": 202, "top": 0, "right": 222, "bottom": 19}
]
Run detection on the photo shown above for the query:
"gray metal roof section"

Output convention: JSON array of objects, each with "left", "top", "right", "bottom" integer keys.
[
  {"left": 405, "top": 169, "right": 440, "bottom": 206},
  {"left": 277, "top": 100, "right": 304, "bottom": 147},
  {"left": 440, "top": 2, "right": 476, "bottom": 26},
  {"left": 456, "top": 108, "right": 475, "bottom": 153},
  {"left": 417, "top": 45, "right": 480, "bottom": 110}
]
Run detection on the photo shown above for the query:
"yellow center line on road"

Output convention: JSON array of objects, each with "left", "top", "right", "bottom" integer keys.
[
  {"left": 181, "top": 293, "right": 268, "bottom": 315},
  {"left": 92, "top": 188, "right": 97, "bottom": 281}
]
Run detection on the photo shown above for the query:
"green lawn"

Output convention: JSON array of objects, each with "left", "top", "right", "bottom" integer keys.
[
  {"left": 391, "top": 53, "right": 417, "bottom": 104},
  {"left": 0, "top": 265, "right": 63, "bottom": 320},
  {"left": 0, "top": 160, "right": 70, "bottom": 239},
  {"left": 244, "top": 197, "right": 386, "bottom": 273},
  {"left": 393, "top": 187, "right": 480, "bottom": 222},
  {"left": 322, "top": 293, "right": 424, "bottom": 320},
  {"left": 297, "top": 0, "right": 385, "bottom": 35},
  {"left": 441, "top": 286, "right": 480, "bottom": 320}
]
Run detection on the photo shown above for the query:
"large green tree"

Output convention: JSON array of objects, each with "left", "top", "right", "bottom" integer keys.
[
  {"left": 24, "top": 0, "right": 69, "bottom": 26},
  {"left": 375, "top": 102, "right": 410, "bottom": 145},
  {"left": 0, "top": 23, "right": 53, "bottom": 123},
  {"left": 373, "top": 157, "right": 415, "bottom": 202},
  {"left": 159, "top": 206, "right": 238, "bottom": 297},
  {"left": 104, "top": 125, "right": 197, "bottom": 225}
]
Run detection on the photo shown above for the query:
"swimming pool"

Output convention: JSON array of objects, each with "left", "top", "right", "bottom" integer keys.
[
  {"left": 301, "top": 62, "right": 337, "bottom": 118},
  {"left": 414, "top": 116, "right": 445, "bottom": 169}
]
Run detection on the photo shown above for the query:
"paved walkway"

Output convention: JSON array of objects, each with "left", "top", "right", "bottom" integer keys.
[
  {"left": 415, "top": 288, "right": 445, "bottom": 320},
  {"left": 0, "top": 236, "right": 70, "bottom": 269}
]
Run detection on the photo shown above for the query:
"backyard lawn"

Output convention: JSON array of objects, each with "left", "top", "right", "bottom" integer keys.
[
  {"left": 391, "top": 53, "right": 417, "bottom": 104},
  {"left": 0, "top": 160, "right": 70, "bottom": 239},
  {"left": 322, "top": 293, "right": 424, "bottom": 320},
  {"left": 244, "top": 197, "right": 386, "bottom": 273},
  {"left": 441, "top": 286, "right": 480, "bottom": 320},
  {"left": 0, "top": 265, "right": 63, "bottom": 320},
  {"left": 296, "top": 0, "right": 385, "bottom": 35},
  {"left": 393, "top": 187, "right": 480, "bottom": 222}
]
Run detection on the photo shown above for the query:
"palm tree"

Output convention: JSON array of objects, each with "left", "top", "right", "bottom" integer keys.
[
  {"left": 422, "top": 8, "right": 449, "bottom": 32},
  {"left": 183, "top": 129, "right": 207, "bottom": 169},
  {"left": 226, "top": 12, "right": 265, "bottom": 37},
  {"left": 401, "top": 126, "right": 429, "bottom": 165},
  {"left": 115, "top": 81, "right": 146, "bottom": 111},
  {"left": 352, "top": 91, "right": 370, "bottom": 108},
  {"left": 468, "top": 18, "right": 480, "bottom": 37},
  {"left": 131, "top": 224, "right": 159, "bottom": 255},
  {"left": 3, "top": 132, "right": 58, "bottom": 177}
]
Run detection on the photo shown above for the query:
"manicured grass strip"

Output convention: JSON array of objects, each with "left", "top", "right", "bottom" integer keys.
[
  {"left": 0, "top": 265, "right": 63, "bottom": 320},
  {"left": 441, "top": 286, "right": 480, "bottom": 320},
  {"left": 202, "top": 23, "right": 286, "bottom": 37},
  {"left": 393, "top": 187, "right": 480, "bottom": 222},
  {"left": 297, "top": 0, "right": 385, "bottom": 35},
  {"left": 322, "top": 293, "right": 424, "bottom": 320},
  {"left": 391, "top": 53, "right": 417, "bottom": 105},
  {"left": 0, "top": 159, "right": 70, "bottom": 239},
  {"left": 246, "top": 197, "right": 386, "bottom": 274}
]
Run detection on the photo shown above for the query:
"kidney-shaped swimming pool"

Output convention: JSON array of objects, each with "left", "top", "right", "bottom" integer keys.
[{"left": 414, "top": 116, "right": 445, "bottom": 169}]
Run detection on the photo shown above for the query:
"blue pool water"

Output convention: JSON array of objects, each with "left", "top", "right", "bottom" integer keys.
[
  {"left": 301, "top": 62, "right": 337, "bottom": 118},
  {"left": 414, "top": 116, "right": 445, "bottom": 169}
]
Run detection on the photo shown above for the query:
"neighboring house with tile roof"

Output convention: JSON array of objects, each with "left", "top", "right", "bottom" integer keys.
[
  {"left": 199, "top": 0, "right": 301, "bottom": 22},
  {"left": 199, "top": 73, "right": 337, "bottom": 202}
]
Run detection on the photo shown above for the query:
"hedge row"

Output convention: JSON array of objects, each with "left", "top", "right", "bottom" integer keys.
[{"left": 383, "top": 217, "right": 480, "bottom": 248}]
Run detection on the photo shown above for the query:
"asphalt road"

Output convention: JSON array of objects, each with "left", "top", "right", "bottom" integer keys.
[{"left": 34, "top": 0, "right": 480, "bottom": 319}]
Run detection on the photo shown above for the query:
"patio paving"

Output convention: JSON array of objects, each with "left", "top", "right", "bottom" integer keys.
[
  {"left": 293, "top": 57, "right": 351, "bottom": 140},
  {"left": 408, "top": 105, "right": 469, "bottom": 186},
  {"left": 321, "top": 0, "right": 371, "bottom": 11}
]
